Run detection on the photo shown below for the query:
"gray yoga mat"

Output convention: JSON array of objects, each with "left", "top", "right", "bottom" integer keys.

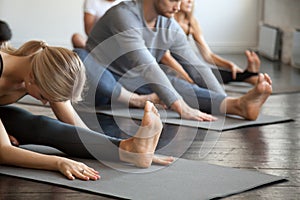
[
  {"left": 96, "top": 107, "right": 293, "bottom": 131},
  {"left": 0, "top": 145, "right": 286, "bottom": 200},
  {"left": 224, "top": 82, "right": 300, "bottom": 94}
]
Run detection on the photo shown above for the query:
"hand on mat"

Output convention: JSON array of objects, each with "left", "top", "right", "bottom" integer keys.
[
  {"left": 172, "top": 100, "right": 217, "bottom": 121},
  {"left": 181, "top": 106, "right": 217, "bottom": 122},
  {"left": 182, "top": 109, "right": 217, "bottom": 122},
  {"left": 57, "top": 157, "right": 100, "bottom": 181},
  {"left": 8, "top": 134, "right": 19, "bottom": 146},
  {"left": 152, "top": 155, "right": 174, "bottom": 165}
]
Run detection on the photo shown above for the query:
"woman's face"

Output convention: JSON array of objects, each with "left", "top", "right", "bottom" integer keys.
[
  {"left": 26, "top": 81, "right": 50, "bottom": 105},
  {"left": 180, "top": 0, "right": 194, "bottom": 13}
]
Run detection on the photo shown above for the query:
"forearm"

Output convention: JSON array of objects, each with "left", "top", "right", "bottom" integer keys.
[
  {"left": 210, "top": 54, "right": 235, "bottom": 70},
  {"left": 194, "top": 34, "right": 235, "bottom": 70},
  {"left": 0, "top": 145, "right": 60, "bottom": 171},
  {"left": 50, "top": 101, "right": 89, "bottom": 129},
  {"left": 161, "top": 52, "right": 194, "bottom": 83}
]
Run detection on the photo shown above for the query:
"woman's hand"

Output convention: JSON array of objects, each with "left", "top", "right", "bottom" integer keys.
[
  {"left": 56, "top": 157, "right": 100, "bottom": 181},
  {"left": 230, "top": 63, "right": 243, "bottom": 80},
  {"left": 8, "top": 135, "right": 19, "bottom": 146}
]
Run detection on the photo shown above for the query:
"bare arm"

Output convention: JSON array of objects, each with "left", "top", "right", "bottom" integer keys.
[
  {"left": 190, "top": 17, "right": 242, "bottom": 78},
  {"left": 84, "top": 13, "right": 98, "bottom": 35},
  {"left": 0, "top": 119, "right": 99, "bottom": 180},
  {"left": 50, "top": 101, "right": 88, "bottom": 129},
  {"left": 160, "top": 50, "right": 194, "bottom": 84}
]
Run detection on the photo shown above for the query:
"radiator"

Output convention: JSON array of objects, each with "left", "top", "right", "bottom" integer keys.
[
  {"left": 292, "top": 29, "right": 300, "bottom": 68},
  {"left": 258, "top": 25, "right": 282, "bottom": 61}
]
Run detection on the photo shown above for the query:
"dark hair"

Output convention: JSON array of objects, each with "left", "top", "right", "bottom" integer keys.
[{"left": 0, "top": 20, "right": 12, "bottom": 42}]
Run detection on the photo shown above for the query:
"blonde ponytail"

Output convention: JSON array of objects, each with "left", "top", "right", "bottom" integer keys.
[{"left": 0, "top": 40, "right": 45, "bottom": 56}]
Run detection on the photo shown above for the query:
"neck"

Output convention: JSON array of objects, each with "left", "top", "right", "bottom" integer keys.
[
  {"left": 143, "top": 0, "right": 158, "bottom": 28},
  {"left": 175, "top": 11, "right": 188, "bottom": 23}
]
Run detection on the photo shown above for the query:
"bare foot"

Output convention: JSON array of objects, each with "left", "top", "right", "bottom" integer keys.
[
  {"left": 129, "top": 93, "right": 164, "bottom": 108},
  {"left": 244, "top": 50, "right": 261, "bottom": 84},
  {"left": 119, "top": 101, "right": 173, "bottom": 168},
  {"left": 245, "top": 50, "right": 260, "bottom": 73},
  {"left": 238, "top": 73, "right": 272, "bottom": 120}
]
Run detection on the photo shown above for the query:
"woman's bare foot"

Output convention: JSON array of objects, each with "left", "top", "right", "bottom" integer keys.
[
  {"left": 119, "top": 101, "right": 173, "bottom": 168},
  {"left": 239, "top": 73, "right": 272, "bottom": 120},
  {"left": 129, "top": 93, "right": 164, "bottom": 108},
  {"left": 244, "top": 50, "right": 261, "bottom": 85},
  {"left": 245, "top": 50, "right": 260, "bottom": 73},
  {"left": 223, "top": 73, "right": 272, "bottom": 120}
]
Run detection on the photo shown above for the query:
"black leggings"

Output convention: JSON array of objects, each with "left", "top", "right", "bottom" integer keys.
[{"left": 0, "top": 105, "right": 121, "bottom": 161}]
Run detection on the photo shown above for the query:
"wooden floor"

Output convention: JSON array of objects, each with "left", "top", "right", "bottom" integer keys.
[{"left": 1, "top": 55, "right": 300, "bottom": 199}]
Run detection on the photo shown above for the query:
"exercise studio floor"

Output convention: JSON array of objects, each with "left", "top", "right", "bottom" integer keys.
[{"left": 1, "top": 54, "right": 300, "bottom": 199}]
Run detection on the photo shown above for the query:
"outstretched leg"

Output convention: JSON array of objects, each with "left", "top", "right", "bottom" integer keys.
[
  {"left": 118, "top": 101, "right": 173, "bottom": 168},
  {"left": 0, "top": 104, "right": 173, "bottom": 167},
  {"left": 220, "top": 73, "right": 272, "bottom": 120}
]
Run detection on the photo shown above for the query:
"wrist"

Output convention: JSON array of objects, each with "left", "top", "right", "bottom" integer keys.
[{"left": 53, "top": 156, "right": 64, "bottom": 171}]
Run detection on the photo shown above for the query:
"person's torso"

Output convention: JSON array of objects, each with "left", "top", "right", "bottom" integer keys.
[
  {"left": 86, "top": 0, "right": 180, "bottom": 62},
  {"left": 0, "top": 53, "right": 27, "bottom": 105}
]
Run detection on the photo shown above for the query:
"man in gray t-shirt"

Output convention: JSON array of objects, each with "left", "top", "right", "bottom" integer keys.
[{"left": 86, "top": 0, "right": 272, "bottom": 121}]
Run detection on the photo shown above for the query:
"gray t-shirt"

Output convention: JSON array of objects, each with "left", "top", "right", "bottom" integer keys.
[{"left": 86, "top": 0, "right": 211, "bottom": 106}]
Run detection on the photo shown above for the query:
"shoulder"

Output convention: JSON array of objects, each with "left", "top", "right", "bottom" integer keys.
[
  {"left": 104, "top": 1, "right": 143, "bottom": 28},
  {"left": 84, "top": 0, "right": 113, "bottom": 17},
  {"left": 109, "top": 1, "right": 140, "bottom": 18},
  {"left": 84, "top": 0, "right": 100, "bottom": 15},
  {"left": 84, "top": 0, "right": 100, "bottom": 9},
  {"left": 190, "top": 16, "right": 202, "bottom": 34}
]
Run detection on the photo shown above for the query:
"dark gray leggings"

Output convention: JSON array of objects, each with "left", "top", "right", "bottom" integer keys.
[{"left": 0, "top": 105, "right": 121, "bottom": 161}]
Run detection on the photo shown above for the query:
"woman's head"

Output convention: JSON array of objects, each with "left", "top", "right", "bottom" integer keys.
[
  {"left": 180, "top": 0, "right": 194, "bottom": 14},
  {"left": 2, "top": 40, "right": 86, "bottom": 103},
  {"left": 31, "top": 41, "right": 86, "bottom": 103}
]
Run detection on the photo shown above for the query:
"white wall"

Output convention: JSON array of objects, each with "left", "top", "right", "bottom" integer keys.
[
  {"left": 0, "top": 0, "right": 84, "bottom": 48},
  {"left": 195, "top": 0, "right": 261, "bottom": 53},
  {"left": 263, "top": 0, "right": 300, "bottom": 64},
  {"left": 0, "top": 0, "right": 260, "bottom": 53}
]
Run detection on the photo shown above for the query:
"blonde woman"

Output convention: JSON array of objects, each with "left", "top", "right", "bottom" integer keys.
[
  {"left": 0, "top": 40, "right": 173, "bottom": 181},
  {"left": 161, "top": 0, "right": 260, "bottom": 86}
]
